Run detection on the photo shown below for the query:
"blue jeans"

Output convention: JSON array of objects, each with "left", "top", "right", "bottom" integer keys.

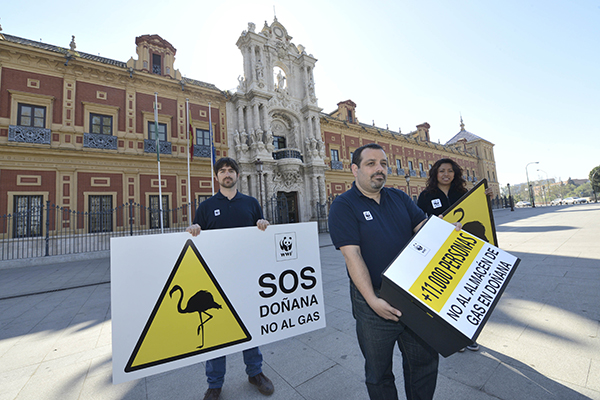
[
  {"left": 350, "top": 281, "right": 439, "bottom": 400},
  {"left": 205, "top": 347, "right": 263, "bottom": 389}
]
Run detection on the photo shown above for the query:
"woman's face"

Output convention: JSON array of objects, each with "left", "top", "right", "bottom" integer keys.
[{"left": 437, "top": 163, "right": 455, "bottom": 187}]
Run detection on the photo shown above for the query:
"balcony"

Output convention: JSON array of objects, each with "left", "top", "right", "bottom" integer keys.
[
  {"left": 420, "top": 171, "right": 427, "bottom": 178},
  {"left": 330, "top": 160, "right": 343, "bottom": 170},
  {"left": 144, "top": 139, "right": 172, "bottom": 155},
  {"left": 409, "top": 169, "right": 417, "bottom": 177},
  {"left": 8, "top": 125, "right": 51, "bottom": 144},
  {"left": 397, "top": 168, "right": 406, "bottom": 176},
  {"left": 83, "top": 132, "right": 118, "bottom": 150},
  {"left": 273, "top": 149, "right": 303, "bottom": 162},
  {"left": 194, "top": 145, "right": 212, "bottom": 158}
]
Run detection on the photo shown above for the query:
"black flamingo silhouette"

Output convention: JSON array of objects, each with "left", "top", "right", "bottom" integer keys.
[{"left": 169, "top": 285, "right": 222, "bottom": 348}]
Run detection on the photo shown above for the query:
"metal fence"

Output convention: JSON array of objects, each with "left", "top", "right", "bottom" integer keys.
[{"left": 0, "top": 200, "right": 197, "bottom": 261}]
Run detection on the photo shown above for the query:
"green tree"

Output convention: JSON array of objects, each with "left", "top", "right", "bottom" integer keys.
[
  {"left": 590, "top": 166, "right": 600, "bottom": 201},
  {"left": 574, "top": 182, "right": 593, "bottom": 198}
]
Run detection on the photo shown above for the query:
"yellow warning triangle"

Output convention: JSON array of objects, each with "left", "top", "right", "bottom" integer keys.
[
  {"left": 441, "top": 179, "right": 498, "bottom": 246},
  {"left": 125, "top": 239, "right": 251, "bottom": 373}
]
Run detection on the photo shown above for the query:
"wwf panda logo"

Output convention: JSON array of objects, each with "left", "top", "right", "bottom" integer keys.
[{"left": 279, "top": 236, "right": 293, "bottom": 252}]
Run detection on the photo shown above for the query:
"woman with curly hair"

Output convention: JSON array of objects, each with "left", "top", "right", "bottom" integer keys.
[
  {"left": 417, "top": 158, "right": 468, "bottom": 217},
  {"left": 417, "top": 158, "right": 480, "bottom": 352}
]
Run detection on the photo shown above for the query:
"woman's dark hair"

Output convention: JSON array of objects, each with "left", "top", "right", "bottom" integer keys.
[
  {"left": 425, "top": 158, "right": 467, "bottom": 194},
  {"left": 214, "top": 157, "right": 240, "bottom": 176}
]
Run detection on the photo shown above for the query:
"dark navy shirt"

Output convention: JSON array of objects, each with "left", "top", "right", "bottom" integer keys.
[
  {"left": 193, "top": 190, "right": 263, "bottom": 230},
  {"left": 328, "top": 182, "right": 426, "bottom": 289},
  {"left": 417, "top": 186, "right": 466, "bottom": 217}
]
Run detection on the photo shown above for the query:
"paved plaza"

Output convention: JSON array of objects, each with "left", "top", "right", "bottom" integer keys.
[{"left": 1, "top": 203, "right": 599, "bottom": 399}]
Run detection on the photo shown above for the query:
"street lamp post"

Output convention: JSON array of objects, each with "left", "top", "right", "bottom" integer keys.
[
  {"left": 255, "top": 158, "right": 263, "bottom": 210},
  {"left": 405, "top": 174, "right": 411, "bottom": 202},
  {"left": 526, "top": 161, "right": 539, "bottom": 207},
  {"left": 507, "top": 183, "right": 514, "bottom": 211},
  {"left": 537, "top": 169, "right": 550, "bottom": 206}
]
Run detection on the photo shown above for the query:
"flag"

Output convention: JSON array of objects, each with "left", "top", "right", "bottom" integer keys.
[
  {"left": 154, "top": 94, "right": 160, "bottom": 162},
  {"left": 189, "top": 123, "right": 194, "bottom": 161}
]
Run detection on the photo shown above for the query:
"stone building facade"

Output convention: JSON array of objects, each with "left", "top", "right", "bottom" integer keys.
[
  {"left": 0, "top": 32, "right": 226, "bottom": 236},
  {"left": 226, "top": 18, "right": 327, "bottom": 223},
  {"left": 1, "top": 18, "right": 499, "bottom": 237},
  {"left": 322, "top": 101, "right": 497, "bottom": 202}
]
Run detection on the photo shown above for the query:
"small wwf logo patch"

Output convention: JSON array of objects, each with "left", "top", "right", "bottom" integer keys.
[
  {"left": 431, "top": 199, "right": 442, "bottom": 209},
  {"left": 363, "top": 211, "right": 373, "bottom": 221},
  {"left": 214, "top": 209, "right": 221, "bottom": 216},
  {"left": 411, "top": 241, "right": 430, "bottom": 256}
]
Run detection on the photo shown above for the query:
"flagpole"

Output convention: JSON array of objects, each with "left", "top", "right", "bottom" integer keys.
[
  {"left": 154, "top": 92, "right": 164, "bottom": 234},
  {"left": 186, "top": 98, "right": 192, "bottom": 223},
  {"left": 209, "top": 101, "right": 214, "bottom": 196}
]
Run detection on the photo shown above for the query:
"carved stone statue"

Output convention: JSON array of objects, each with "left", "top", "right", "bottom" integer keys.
[
  {"left": 265, "top": 129, "right": 273, "bottom": 145},
  {"left": 255, "top": 128, "right": 264, "bottom": 144},
  {"left": 255, "top": 60, "right": 264, "bottom": 80},
  {"left": 276, "top": 70, "right": 286, "bottom": 89},
  {"left": 233, "top": 130, "right": 241, "bottom": 147},
  {"left": 237, "top": 75, "right": 246, "bottom": 91},
  {"left": 248, "top": 22, "right": 256, "bottom": 33}
]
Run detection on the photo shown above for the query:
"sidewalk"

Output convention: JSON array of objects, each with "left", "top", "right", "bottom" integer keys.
[{"left": 1, "top": 204, "right": 599, "bottom": 399}]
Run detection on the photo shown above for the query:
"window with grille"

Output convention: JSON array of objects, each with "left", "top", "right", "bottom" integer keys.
[
  {"left": 89, "top": 195, "right": 113, "bottom": 233},
  {"left": 13, "top": 195, "right": 43, "bottom": 238},
  {"left": 149, "top": 195, "right": 170, "bottom": 229}
]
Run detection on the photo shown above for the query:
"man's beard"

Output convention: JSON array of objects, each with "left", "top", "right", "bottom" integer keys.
[
  {"left": 220, "top": 177, "right": 237, "bottom": 188},
  {"left": 370, "top": 173, "right": 386, "bottom": 189}
]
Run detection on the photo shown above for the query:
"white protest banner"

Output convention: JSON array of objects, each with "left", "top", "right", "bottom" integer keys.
[
  {"left": 111, "top": 222, "right": 325, "bottom": 384},
  {"left": 381, "top": 216, "right": 519, "bottom": 356}
]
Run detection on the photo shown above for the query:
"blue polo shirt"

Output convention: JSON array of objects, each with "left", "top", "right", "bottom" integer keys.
[
  {"left": 328, "top": 182, "right": 426, "bottom": 289},
  {"left": 193, "top": 190, "right": 263, "bottom": 230}
]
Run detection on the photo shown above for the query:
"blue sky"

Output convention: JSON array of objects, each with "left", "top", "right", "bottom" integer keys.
[{"left": 2, "top": 0, "right": 598, "bottom": 186}]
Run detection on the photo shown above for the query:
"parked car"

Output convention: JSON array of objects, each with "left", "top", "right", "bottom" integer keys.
[
  {"left": 563, "top": 197, "right": 587, "bottom": 205},
  {"left": 515, "top": 201, "right": 531, "bottom": 208},
  {"left": 550, "top": 198, "right": 563, "bottom": 205}
]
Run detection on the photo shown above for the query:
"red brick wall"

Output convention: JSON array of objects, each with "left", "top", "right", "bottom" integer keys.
[
  {"left": 0, "top": 68, "right": 63, "bottom": 123},
  {"left": 74, "top": 82, "right": 127, "bottom": 131}
]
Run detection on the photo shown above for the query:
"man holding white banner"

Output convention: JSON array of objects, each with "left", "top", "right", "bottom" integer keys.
[
  {"left": 329, "top": 143, "right": 459, "bottom": 400},
  {"left": 187, "top": 157, "right": 273, "bottom": 400}
]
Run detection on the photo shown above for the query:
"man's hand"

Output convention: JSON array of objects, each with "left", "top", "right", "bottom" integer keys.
[
  {"left": 368, "top": 297, "right": 402, "bottom": 321},
  {"left": 434, "top": 215, "right": 462, "bottom": 231},
  {"left": 257, "top": 219, "right": 270, "bottom": 231},
  {"left": 186, "top": 224, "right": 201, "bottom": 237}
]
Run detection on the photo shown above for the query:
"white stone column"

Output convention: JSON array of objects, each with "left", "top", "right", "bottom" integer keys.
[
  {"left": 253, "top": 103, "right": 261, "bottom": 133},
  {"left": 237, "top": 106, "right": 244, "bottom": 133}
]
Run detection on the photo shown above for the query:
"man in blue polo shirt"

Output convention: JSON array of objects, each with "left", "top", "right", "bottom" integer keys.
[
  {"left": 329, "top": 143, "right": 443, "bottom": 400},
  {"left": 186, "top": 157, "right": 273, "bottom": 400}
]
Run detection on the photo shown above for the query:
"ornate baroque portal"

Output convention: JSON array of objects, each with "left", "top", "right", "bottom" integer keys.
[{"left": 226, "top": 18, "right": 326, "bottom": 222}]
